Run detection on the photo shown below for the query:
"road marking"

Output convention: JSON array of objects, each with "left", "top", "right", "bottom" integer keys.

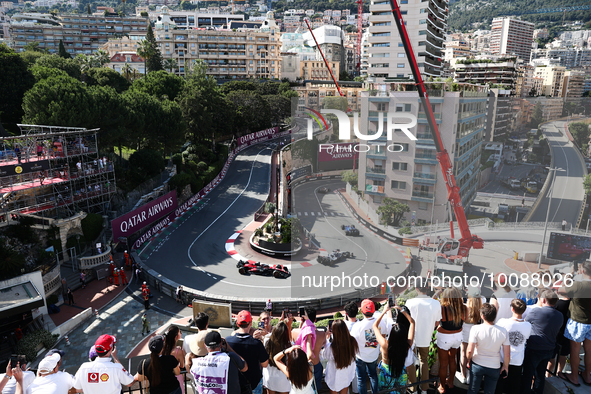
[
  {"left": 310, "top": 212, "right": 315, "bottom": 216},
  {"left": 305, "top": 212, "right": 308, "bottom": 216},
  {"left": 297, "top": 212, "right": 301, "bottom": 216},
  {"left": 318, "top": 212, "right": 322, "bottom": 216}
]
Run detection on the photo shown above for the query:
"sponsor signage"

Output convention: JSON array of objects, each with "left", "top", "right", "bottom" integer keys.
[
  {"left": 287, "top": 165, "right": 312, "bottom": 186},
  {"left": 547, "top": 232, "right": 591, "bottom": 262},
  {"left": 112, "top": 190, "right": 177, "bottom": 241},
  {"left": 318, "top": 143, "right": 358, "bottom": 162},
  {"left": 0, "top": 160, "right": 50, "bottom": 177},
  {"left": 237, "top": 127, "right": 280, "bottom": 147}
]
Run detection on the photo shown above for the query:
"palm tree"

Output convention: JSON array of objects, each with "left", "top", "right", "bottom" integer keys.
[
  {"left": 94, "top": 49, "right": 111, "bottom": 67},
  {"left": 122, "top": 63, "right": 133, "bottom": 82},
  {"left": 136, "top": 39, "right": 155, "bottom": 77},
  {"left": 121, "top": 0, "right": 127, "bottom": 15},
  {"left": 163, "top": 58, "right": 178, "bottom": 73}
]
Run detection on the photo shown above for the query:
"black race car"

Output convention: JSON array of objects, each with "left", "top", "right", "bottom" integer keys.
[
  {"left": 317, "top": 187, "right": 331, "bottom": 194},
  {"left": 341, "top": 224, "right": 360, "bottom": 236},
  {"left": 236, "top": 260, "right": 290, "bottom": 278}
]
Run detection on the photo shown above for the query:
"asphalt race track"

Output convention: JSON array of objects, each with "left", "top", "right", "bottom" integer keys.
[
  {"left": 140, "top": 143, "right": 406, "bottom": 300},
  {"left": 528, "top": 120, "right": 586, "bottom": 226}
]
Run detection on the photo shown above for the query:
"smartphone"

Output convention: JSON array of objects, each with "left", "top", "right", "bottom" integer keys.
[
  {"left": 299, "top": 306, "right": 305, "bottom": 317},
  {"left": 258, "top": 321, "right": 265, "bottom": 329},
  {"left": 10, "top": 355, "right": 18, "bottom": 367},
  {"left": 388, "top": 294, "right": 396, "bottom": 308},
  {"left": 328, "top": 319, "right": 334, "bottom": 331}
]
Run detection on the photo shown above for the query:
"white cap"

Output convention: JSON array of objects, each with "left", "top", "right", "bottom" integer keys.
[{"left": 38, "top": 353, "right": 60, "bottom": 373}]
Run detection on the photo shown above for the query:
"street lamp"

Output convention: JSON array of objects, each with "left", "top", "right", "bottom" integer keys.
[{"left": 538, "top": 166, "right": 565, "bottom": 268}]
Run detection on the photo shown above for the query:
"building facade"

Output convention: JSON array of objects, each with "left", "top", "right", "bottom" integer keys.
[
  {"left": 530, "top": 48, "right": 591, "bottom": 69},
  {"left": 367, "top": 0, "right": 447, "bottom": 81},
  {"left": 451, "top": 57, "right": 518, "bottom": 92},
  {"left": 533, "top": 65, "right": 565, "bottom": 97},
  {"left": 294, "top": 80, "right": 363, "bottom": 113},
  {"left": 357, "top": 82, "right": 488, "bottom": 223},
  {"left": 490, "top": 17, "right": 534, "bottom": 61},
  {"left": 8, "top": 12, "right": 147, "bottom": 55}
]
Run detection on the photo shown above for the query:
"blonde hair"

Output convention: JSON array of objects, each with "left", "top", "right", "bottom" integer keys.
[
  {"left": 465, "top": 296, "right": 483, "bottom": 324},
  {"left": 440, "top": 288, "right": 465, "bottom": 326}
]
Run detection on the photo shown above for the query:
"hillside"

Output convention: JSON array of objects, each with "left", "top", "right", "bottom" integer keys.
[{"left": 449, "top": 0, "right": 591, "bottom": 31}]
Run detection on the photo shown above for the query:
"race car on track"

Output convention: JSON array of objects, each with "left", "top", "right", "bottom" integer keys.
[
  {"left": 341, "top": 224, "right": 360, "bottom": 236},
  {"left": 317, "top": 187, "right": 331, "bottom": 194},
  {"left": 236, "top": 260, "right": 290, "bottom": 278},
  {"left": 317, "top": 250, "right": 354, "bottom": 265}
]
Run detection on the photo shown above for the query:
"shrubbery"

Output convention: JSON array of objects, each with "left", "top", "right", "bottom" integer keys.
[{"left": 17, "top": 330, "right": 59, "bottom": 362}]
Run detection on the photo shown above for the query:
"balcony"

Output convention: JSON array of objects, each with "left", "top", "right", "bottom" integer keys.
[
  {"left": 414, "top": 153, "right": 438, "bottom": 165},
  {"left": 367, "top": 150, "right": 387, "bottom": 159},
  {"left": 412, "top": 190, "right": 434, "bottom": 199},
  {"left": 366, "top": 167, "right": 387, "bottom": 179},
  {"left": 413, "top": 172, "right": 437, "bottom": 184}
]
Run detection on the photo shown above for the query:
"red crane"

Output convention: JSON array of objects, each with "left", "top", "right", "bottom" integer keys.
[
  {"left": 387, "top": 0, "right": 483, "bottom": 258},
  {"left": 356, "top": 0, "right": 363, "bottom": 74}
]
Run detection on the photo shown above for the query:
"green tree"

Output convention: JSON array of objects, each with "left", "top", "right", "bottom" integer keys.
[
  {"left": 163, "top": 58, "right": 178, "bottom": 73},
  {"left": 22, "top": 75, "right": 94, "bottom": 126},
  {"left": 30, "top": 65, "right": 69, "bottom": 81},
  {"left": 84, "top": 68, "right": 130, "bottom": 93},
  {"left": 584, "top": 174, "right": 591, "bottom": 195},
  {"left": 37, "top": 55, "right": 82, "bottom": 79},
  {"left": 220, "top": 80, "right": 258, "bottom": 95},
  {"left": 341, "top": 170, "right": 358, "bottom": 187},
  {"left": 23, "top": 42, "right": 43, "bottom": 52},
  {"left": 339, "top": 70, "right": 351, "bottom": 81},
  {"left": 58, "top": 39, "right": 71, "bottom": 59},
  {"left": 87, "top": 4, "right": 91, "bottom": 13},
  {"left": 129, "top": 149, "right": 165, "bottom": 177},
  {"left": 278, "top": 81, "right": 298, "bottom": 99},
  {"left": 122, "top": 63, "right": 134, "bottom": 82},
  {"left": 376, "top": 197, "right": 410, "bottom": 227},
  {"left": 0, "top": 44, "right": 35, "bottom": 126},
  {"left": 569, "top": 122, "right": 590, "bottom": 150},
  {"left": 226, "top": 90, "right": 272, "bottom": 133},
  {"left": 131, "top": 70, "right": 185, "bottom": 101},
  {"left": 93, "top": 49, "right": 111, "bottom": 67},
  {"left": 181, "top": 0, "right": 197, "bottom": 10},
  {"left": 531, "top": 102, "right": 543, "bottom": 128},
  {"left": 263, "top": 94, "right": 291, "bottom": 126},
  {"left": 137, "top": 24, "right": 163, "bottom": 74}
]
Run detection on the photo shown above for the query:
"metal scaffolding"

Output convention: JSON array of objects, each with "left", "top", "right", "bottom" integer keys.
[{"left": 0, "top": 124, "right": 116, "bottom": 220}]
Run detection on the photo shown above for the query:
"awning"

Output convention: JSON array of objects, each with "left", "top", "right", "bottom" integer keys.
[{"left": 0, "top": 281, "right": 44, "bottom": 319}]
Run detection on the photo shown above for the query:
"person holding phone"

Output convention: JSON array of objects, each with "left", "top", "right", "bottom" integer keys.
[
  {"left": 466, "top": 304, "right": 510, "bottom": 394},
  {"left": 320, "top": 320, "right": 359, "bottom": 394},
  {"left": 0, "top": 356, "right": 35, "bottom": 394}
]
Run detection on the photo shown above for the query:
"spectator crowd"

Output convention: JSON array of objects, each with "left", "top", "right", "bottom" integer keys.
[{"left": 1, "top": 263, "right": 590, "bottom": 394}]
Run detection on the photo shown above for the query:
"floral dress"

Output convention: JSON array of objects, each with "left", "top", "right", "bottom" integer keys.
[{"left": 377, "top": 361, "right": 408, "bottom": 394}]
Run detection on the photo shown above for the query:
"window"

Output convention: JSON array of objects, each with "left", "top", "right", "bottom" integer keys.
[
  {"left": 397, "top": 74, "right": 404, "bottom": 78},
  {"left": 398, "top": 53, "right": 405, "bottom": 57},
  {"left": 418, "top": 202, "right": 428, "bottom": 210},
  {"left": 419, "top": 19, "right": 427, "bottom": 24},
  {"left": 397, "top": 63, "right": 405, "bottom": 68},
  {"left": 391, "top": 180, "right": 406, "bottom": 190},
  {"left": 373, "top": 32, "right": 391, "bottom": 36},
  {"left": 398, "top": 42, "right": 404, "bottom": 47},
  {"left": 377, "top": 103, "right": 387, "bottom": 111},
  {"left": 400, "top": 0, "right": 408, "bottom": 3},
  {"left": 392, "top": 162, "right": 408, "bottom": 171},
  {"left": 419, "top": 30, "right": 427, "bottom": 35},
  {"left": 418, "top": 41, "right": 426, "bottom": 46},
  {"left": 420, "top": 8, "right": 427, "bottom": 13},
  {"left": 396, "top": 104, "right": 404, "bottom": 112},
  {"left": 405, "top": 104, "right": 412, "bottom": 111},
  {"left": 401, "top": 10, "right": 407, "bottom": 14}
]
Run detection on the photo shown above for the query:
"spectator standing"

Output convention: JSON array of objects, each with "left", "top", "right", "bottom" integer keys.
[
  {"left": 264, "top": 321, "right": 292, "bottom": 394},
  {"left": 495, "top": 299, "right": 531, "bottom": 394},
  {"left": 143, "top": 285, "right": 150, "bottom": 310},
  {"left": 80, "top": 272, "right": 86, "bottom": 289},
  {"left": 176, "top": 286, "right": 183, "bottom": 304},
  {"left": 436, "top": 287, "right": 466, "bottom": 393},
  {"left": 546, "top": 292, "right": 570, "bottom": 379},
  {"left": 163, "top": 326, "right": 187, "bottom": 394},
  {"left": 255, "top": 311, "right": 273, "bottom": 340},
  {"left": 294, "top": 307, "right": 325, "bottom": 389},
  {"left": 562, "top": 219, "right": 567, "bottom": 231},
  {"left": 190, "top": 331, "right": 246, "bottom": 394},
  {"left": 274, "top": 346, "right": 315, "bottom": 393},
  {"left": 491, "top": 274, "right": 517, "bottom": 323},
  {"left": 187, "top": 313, "right": 219, "bottom": 368},
  {"left": 67, "top": 288, "right": 74, "bottom": 305},
  {"left": 320, "top": 319, "right": 359, "bottom": 394},
  {"left": 135, "top": 335, "right": 180, "bottom": 394},
  {"left": 0, "top": 356, "right": 35, "bottom": 394},
  {"left": 520, "top": 290, "right": 564, "bottom": 394},
  {"left": 225, "top": 310, "right": 269, "bottom": 394},
  {"left": 14, "top": 146, "right": 21, "bottom": 164},
  {"left": 13, "top": 353, "right": 75, "bottom": 394},
  {"left": 61, "top": 279, "right": 68, "bottom": 304},
  {"left": 142, "top": 314, "right": 150, "bottom": 336},
  {"left": 135, "top": 268, "right": 142, "bottom": 284},
  {"left": 344, "top": 301, "right": 359, "bottom": 331},
  {"left": 406, "top": 283, "right": 442, "bottom": 390},
  {"left": 74, "top": 334, "right": 135, "bottom": 394},
  {"left": 266, "top": 299, "right": 273, "bottom": 312},
  {"left": 466, "top": 304, "right": 510, "bottom": 394},
  {"left": 350, "top": 299, "right": 388, "bottom": 394},
  {"left": 458, "top": 287, "right": 484, "bottom": 384},
  {"left": 373, "top": 305, "right": 414, "bottom": 394},
  {"left": 559, "top": 262, "right": 591, "bottom": 386}
]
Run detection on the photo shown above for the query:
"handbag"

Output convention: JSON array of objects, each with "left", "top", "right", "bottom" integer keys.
[{"left": 141, "top": 359, "right": 150, "bottom": 394}]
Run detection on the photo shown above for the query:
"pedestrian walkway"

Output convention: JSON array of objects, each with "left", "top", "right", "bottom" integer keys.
[{"left": 296, "top": 211, "right": 349, "bottom": 217}]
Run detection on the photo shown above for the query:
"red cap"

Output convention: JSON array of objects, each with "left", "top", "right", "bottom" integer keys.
[
  {"left": 496, "top": 273, "right": 507, "bottom": 287},
  {"left": 361, "top": 299, "right": 375, "bottom": 314},
  {"left": 237, "top": 310, "right": 252, "bottom": 325},
  {"left": 95, "top": 335, "right": 116, "bottom": 355}
]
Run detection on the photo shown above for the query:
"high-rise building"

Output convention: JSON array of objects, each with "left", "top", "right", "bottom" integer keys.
[
  {"left": 357, "top": 81, "right": 488, "bottom": 223},
  {"left": 8, "top": 12, "right": 148, "bottom": 55},
  {"left": 530, "top": 48, "right": 591, "bottom": 69},
  {"left": 533, "top": 65, "right": 566, "bottom": 97},
  {"left": 367, "top": 0, "right": 447, "bottom": 81},
  {"left": 562, "top": 70, "right": 586, "bottom": 102},
  {"left": 490, "top": 17, "right": 534, "bottom": 61},
  {"left": 451, "top": 56, "right": 518, "bottom": 92}
]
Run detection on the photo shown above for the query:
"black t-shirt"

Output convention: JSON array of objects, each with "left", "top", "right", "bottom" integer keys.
[
  {"left": 225, "top": 333, "right": 269, "bottom": 388},
  {"left": 137, "top": 355, "right": 179, "bottom": 394},
  {"left": 555, "top": 299, "right": 571, "bottom": 335}
]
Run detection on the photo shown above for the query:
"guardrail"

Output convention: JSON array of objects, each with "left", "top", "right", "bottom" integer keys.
[
  {"left": 43, "top": 265, "right": 61, "bottom": 295},
  {"left": 79, "top": 245, "right": 112, "bottom": 270}
]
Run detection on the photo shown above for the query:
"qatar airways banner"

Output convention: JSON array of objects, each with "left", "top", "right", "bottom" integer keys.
[
  {"left": 318, "top": 142, "right": 358, "bottom": 162},
  {"left": 112, "top": 190, "right": 177, "bottom": 241},
  {"left": 237, "top": 127, "right": 280, "bottom": 147}
]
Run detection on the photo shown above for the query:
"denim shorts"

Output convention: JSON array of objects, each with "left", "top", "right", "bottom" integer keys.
[
  {"left": 436, "top": 331, "right": 463, "bottom": 351},
  {"left": 564, "top": 318, "right": 591, "bottom": 342}
]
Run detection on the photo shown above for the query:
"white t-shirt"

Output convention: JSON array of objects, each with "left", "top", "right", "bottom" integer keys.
[
  {"left": 350, "top": 315, "right": 388, "bottom": 363},
  {"left": 74, "top": 357, "right": 135, "bottom": 394},
  {"left": 493, "top": 289, "right": 517, "bottom": 323},
  {"left": 495, "top": 318, "right": 531, "bottom": 366},
  {"left": 1, "top": 371, "right": 36, "bottom": 394},
  {"left": 183, "top": 333, "right": 199, "bottom": 355},
  {"left": 469, "top": 324, "right": 510, "bottom": 369},
  {"left": 405, "top": 296, "right": 442, "bottom": 348},
  {"left": 345, "top": 319, "right": 357, "bottom": 332},
  {"left": 26, "top": 371, "right": 75, "bottom": 394}
]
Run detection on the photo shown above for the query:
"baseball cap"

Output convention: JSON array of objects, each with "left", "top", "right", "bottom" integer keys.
[
  {"left": 38, "top": 353, "right": 60, "bottom": 373},
  {"left": 46, "top": 349, "right": 65, "bottom": 358},
  {"left": 95, "top": 334, "right": 116, "bottom": 355},
  {"left": 149, "top": 335, "right": 165, "bottom": 354},
  {"left": 466, "top": 286, "right": 481, "bottom": 298},
  {"left": 204, "top": 331, "right": 222, "bottom": 348},
  {"left": 361, "top": 299, "right": 375, "bottom": 314},
  {"left": 236, "top": 310, "right": 252, "bottom": 325}
]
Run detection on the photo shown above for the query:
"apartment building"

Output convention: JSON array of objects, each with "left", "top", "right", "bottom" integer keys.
[
  {"left": 367, "top": 0, "right": 447, "bottom": 81},
  {"left": 533, "top": 65, "right": 565, "bottom": 97},
  {"left": 302, "top": 25, "right": 346, "bottom": 73},
  {"left": 295, "top": 80, "right": 363, "bottom": 113},
  {"left": 530, "top": 48, "right": 591, "bottom": 69},
  {"left": 515, "top": 64, "right": 534, "bottom": 98},
  {"left": 357, "top": 82, "right": 488, "bottom": 223},
  {"left": 154, "top": 7, "right": 281, "bottom": 79},
  {"left": 300, "top": 60, "right": 340, "bottom": 81},
  {"left": 562, "top": 70, "right": 586, "bottom": 101},
  {"left": 490, "top": 17, "right": 534, "bottom": 61},
  {"left": 147, "top": 7, "right": 244, "bottom": 29},
  {"left": 8, "top": 12, "right": 147, "bottom": 54},
  {"left": 451, "top": 57, "right": 518, "bottom": 92},
  {"left": 485, "top": 89, "right": 513, "bottom": 141}
]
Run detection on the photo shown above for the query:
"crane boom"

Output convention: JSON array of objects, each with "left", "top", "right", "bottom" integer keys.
[
  {"left": 356, "top": 0, "right": 363, "bottom": 73},
  {"left": 387, "top": 0, "right": 483, "bottom": 257}
]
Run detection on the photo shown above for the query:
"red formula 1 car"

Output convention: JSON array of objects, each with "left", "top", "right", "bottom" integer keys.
[{"left": 236, "top": 260, "right": 290, "bottom": 278}]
